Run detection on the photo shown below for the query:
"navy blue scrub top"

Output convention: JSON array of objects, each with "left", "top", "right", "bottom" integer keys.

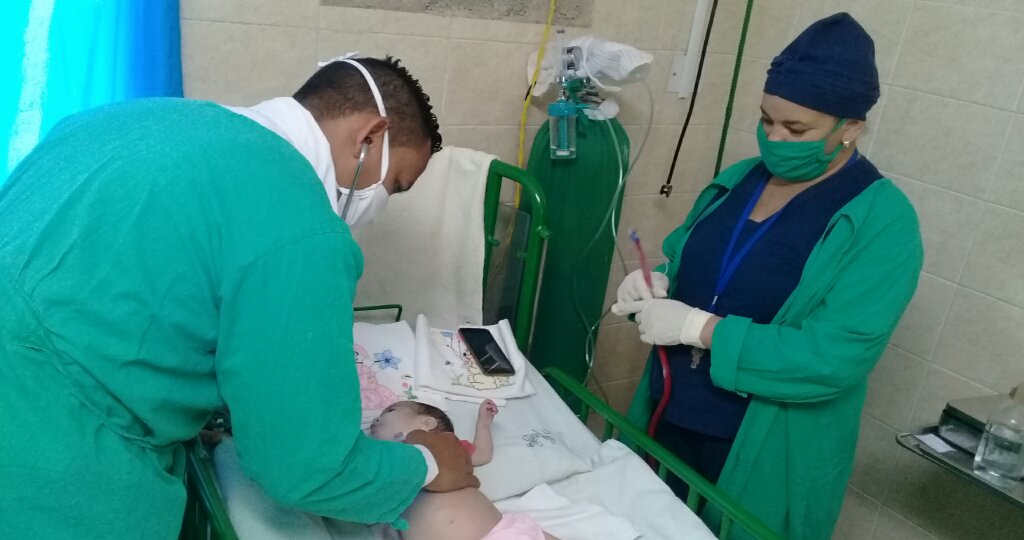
[{"left": 651, "top": 155, "right": 882, "bottom": 438}]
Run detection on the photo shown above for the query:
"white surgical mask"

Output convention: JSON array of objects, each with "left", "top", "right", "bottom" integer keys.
[
  {"left": 337, "top": 141, "right": 389, "bottom": 228},
  {"left": 328, "top": 55, "right": 391, "bottom": 228}
]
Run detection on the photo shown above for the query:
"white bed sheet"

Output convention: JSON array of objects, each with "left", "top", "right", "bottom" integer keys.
[
  {"left": 213, "top": 365, "right": 715, "bottom": 539},
  {"left": 548, "top": 440, "right": 716, "bottom": 540}
]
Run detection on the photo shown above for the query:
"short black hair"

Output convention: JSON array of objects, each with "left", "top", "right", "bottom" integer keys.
[
  {"left": 399, "top": 400, "right": 454, "bottom": 433},
  {"left": 294, "top": 56, "right": 442, "bottom": 153}
]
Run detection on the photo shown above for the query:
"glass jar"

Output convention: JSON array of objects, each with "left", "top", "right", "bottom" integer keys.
[{"left": 973, "top": 391, "right": 1024, "bottom": 488}]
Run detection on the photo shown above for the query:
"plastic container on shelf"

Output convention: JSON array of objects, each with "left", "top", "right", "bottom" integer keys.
[{"left": 973, "top": 383, "right": 1024, "bottom": 489}]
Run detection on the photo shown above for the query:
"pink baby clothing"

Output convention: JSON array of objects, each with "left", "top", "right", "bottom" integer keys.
[{"left": 481, "top": 512, "right": 547, "bottom": 540}]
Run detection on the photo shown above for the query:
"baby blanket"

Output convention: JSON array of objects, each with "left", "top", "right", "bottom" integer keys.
[
  {"left": 352, "top": 321, "right": 444, "bottom": 429},
  {"left": 413, "top": 314, "right": 535, "bottom": 403}
]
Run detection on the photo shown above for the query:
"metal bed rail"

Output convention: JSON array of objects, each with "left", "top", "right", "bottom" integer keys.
[
  {"left": 482, "top": 159, "right": 550, "bottom": 352},
  {"left": 181, "top": 440, "right": 238, "bottom": 540}
]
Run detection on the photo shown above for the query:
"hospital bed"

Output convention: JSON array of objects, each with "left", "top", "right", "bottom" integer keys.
[{"left": 179, "top": 160, "right": 783, "bottom": 540}]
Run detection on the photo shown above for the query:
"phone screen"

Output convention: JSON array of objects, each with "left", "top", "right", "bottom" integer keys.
[{"left": 458, "top": 327, "right": 515, "bottom": 376}]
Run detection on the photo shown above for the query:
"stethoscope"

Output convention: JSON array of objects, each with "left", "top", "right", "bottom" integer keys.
[{"left": 339, "top": 140, "right": 371, "bottom": 221}]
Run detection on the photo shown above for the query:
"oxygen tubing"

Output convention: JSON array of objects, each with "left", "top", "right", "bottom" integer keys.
[{"left": 576, "top": 81, "right": 655, "bottom": 384}]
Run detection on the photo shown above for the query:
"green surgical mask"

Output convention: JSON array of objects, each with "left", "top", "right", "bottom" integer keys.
[{"left": 756, "top": 118, "right": 847, "bottom": 182}]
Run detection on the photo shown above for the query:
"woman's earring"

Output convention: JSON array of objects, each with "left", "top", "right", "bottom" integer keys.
[{"left": 842, "top": 140, "right": 851, "bottom": 148}]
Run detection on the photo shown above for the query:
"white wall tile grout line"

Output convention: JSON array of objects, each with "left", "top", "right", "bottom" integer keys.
[
  {"left": 845, "top": 481, "right": 885, "bottom": 539},
  {"left": 1014, "top": 75, "right": 1024, "bottom": 113},
  {"left": 893, "top": 174, "right": 1024, "bottom": 219},
  {"left": 887, "top": 342, "right": 931, "bottom": 365},
  {"left": 436, "top": 19, "right": 453, "bottom": 121},
  {"left": 923, "top": 286, "right": 954, "bottom": 363},
  {"left": 864, "top": 84, "right": 889, "bottom": 158},
  {"left": 917, "top": 0, "right": 1024, "bottom": 17},
  {"left": 886, "top": 82, "right": 1021, "bottom": 115},
  {"left": 903, "top": 362, "right": 932, "bottom": 434},
  {"left": 314, "top": 6, "right": 322, "bottom": 66},
  {"left": 876, "top": 504, "right": 939, "bottom": 540},
  {"left": 889, "top": 0, "right": 917, "bottom": 87},
  {"left": 181, "top": 18, "right": 316, "bottom": 32},
  {"left": 950, "top": 121, "right": 1015, "bottom": 291},
  {"left": 980, "top": 105, "right": 1015, "bottom": 203},
  {"left": 919, "top": 269, "right": 957, "bottom": 288},
  {"left": 921, "top": 361, "right": 999, "bottom": 393},
  {"left": 863, "top": 408, "right": 909, "bottom": 435},
  {"left": 954, "top": 278, "right": 1024, "bottom": 314},
  {"left": 787, "top": 0, "right": 803, "bottom": 42}
]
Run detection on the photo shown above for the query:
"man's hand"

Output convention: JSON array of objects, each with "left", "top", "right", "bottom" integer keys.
[
  {"left": 404, "top": 430, "right": 480, "bottom": 492},
  {"left": 199, "top": 430, "right": 224, "bottom": 445}
]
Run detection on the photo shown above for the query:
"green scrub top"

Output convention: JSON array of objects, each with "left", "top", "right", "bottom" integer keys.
[{"left": 0, "top": 98, "right": 425, "bottom": 539}]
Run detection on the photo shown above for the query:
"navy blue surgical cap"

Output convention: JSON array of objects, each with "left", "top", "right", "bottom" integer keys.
[{"left": 764, "top": 12, "right": 880, "bottom": 120}]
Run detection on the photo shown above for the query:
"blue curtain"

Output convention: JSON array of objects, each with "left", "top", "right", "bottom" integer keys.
[{"left": 1, "top": 0, "right": 182, "bottom": 182}]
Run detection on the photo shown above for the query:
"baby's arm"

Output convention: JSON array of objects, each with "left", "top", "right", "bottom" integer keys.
[{"left": 471, "top": 399, "right": 498, "bottom": 466}]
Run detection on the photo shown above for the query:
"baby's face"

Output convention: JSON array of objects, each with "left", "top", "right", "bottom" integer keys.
[{"left": 369, "top": 403, "right": 429, "bottom": 441}]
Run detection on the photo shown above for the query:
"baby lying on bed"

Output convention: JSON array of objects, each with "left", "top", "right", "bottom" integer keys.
[{"left": 369, "top": 400, "right": 559, "bottom": 540}]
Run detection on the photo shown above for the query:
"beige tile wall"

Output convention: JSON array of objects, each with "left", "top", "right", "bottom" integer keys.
[
  {"left": 758, "top": 1, "right": 1024, "bottom": 539},
  {"left": 180, "top": 0, "right": 1024, "bottom": 538},
  {"left": 179, "top": 0, "right": 729, "bottom": 433}
]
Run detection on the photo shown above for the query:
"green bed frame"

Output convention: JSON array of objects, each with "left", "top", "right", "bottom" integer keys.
[{"left": 179, "top": 160, "right": 782, "bottom": 540}]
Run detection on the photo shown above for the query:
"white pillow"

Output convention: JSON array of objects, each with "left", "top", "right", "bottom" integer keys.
[
  {"left": 213, "top": 438, "right": 335, "bottom": 540},
  {"left": 475, "top": 427, "right": 592, "bottom": 501}
]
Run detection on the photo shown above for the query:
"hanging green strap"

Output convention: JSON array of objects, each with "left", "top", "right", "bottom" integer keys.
[{"left": 714, "top": 0, "right": 756, "bottom": 176}]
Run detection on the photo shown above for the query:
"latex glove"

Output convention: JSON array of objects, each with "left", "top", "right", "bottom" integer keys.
[
  {"left": 633, "top": 299, "right": 713, "bottom": 348},
  {"left": 405, "top": 430, "right": 480, "bottom": 492},
  {"left": 612, "top": 269, "right": 669, "bottom": 315}
]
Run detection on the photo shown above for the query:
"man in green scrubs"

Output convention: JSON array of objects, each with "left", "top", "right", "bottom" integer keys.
[{"left": 0, "top": 56, "right": 476, "bottom": 538}]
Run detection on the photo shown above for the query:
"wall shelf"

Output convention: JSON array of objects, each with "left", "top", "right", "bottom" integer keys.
[{"left": 896, "top": 427, "right": 1024, "bottom": 510}]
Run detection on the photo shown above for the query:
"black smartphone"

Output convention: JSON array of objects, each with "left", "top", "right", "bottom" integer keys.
[{"left": 458, "top": 327, "right": 516, "bottom": 376}]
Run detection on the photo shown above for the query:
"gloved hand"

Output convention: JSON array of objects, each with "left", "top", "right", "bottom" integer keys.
[
  {"left": 612, "top": 269, "right": 669, "bottom": 313},
  {"left": 632, "top": 298, "right": 713, "bottom": 348}
]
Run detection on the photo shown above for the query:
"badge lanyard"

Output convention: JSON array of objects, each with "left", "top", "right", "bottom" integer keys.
[
  {"left": 710, "top": 151, "right": 860, "bottom": 311},
  {"left": 690, "top": 153, "right": 858, "bottom": 368},
  {"left": 691, "top": 176, "right": 781, "bottom": 369},
  {"left": 709, "top": 177, "right": 781, "bottom": 313}
]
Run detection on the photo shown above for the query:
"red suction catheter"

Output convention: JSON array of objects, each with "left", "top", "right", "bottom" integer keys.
[{"left": 628, "top": 230, "right": 671, "bottom": 451}]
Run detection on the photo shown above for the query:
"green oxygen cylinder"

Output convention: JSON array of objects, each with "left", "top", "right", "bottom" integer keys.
[{"left": 524, "top": 112, "right": 630, "bottom": 382}]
